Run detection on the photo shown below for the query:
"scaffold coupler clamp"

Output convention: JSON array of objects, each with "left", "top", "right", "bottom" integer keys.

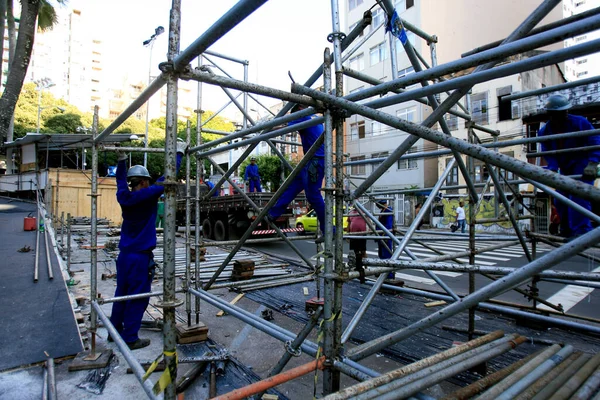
[
  {"left": 327, "top": 31, "right": 346, "bottom": 43},
  {"left": 284, "top": 340, "right": 302, "bottom": 357}
]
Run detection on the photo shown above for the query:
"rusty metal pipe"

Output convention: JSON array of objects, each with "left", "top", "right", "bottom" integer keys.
[
  {"left": 514, "top": 352, "right": 581, "bottom": 400},
  {"left": 550, "top": 352, "right": 600, "bottom": 400}
]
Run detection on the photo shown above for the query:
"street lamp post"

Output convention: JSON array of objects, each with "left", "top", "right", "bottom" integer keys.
[{"left": 143, "top": 26, "right": 165, "bottom": 168}]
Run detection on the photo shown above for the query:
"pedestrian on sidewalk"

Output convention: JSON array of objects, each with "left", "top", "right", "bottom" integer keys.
[
  {"left": 455, "top": 201, "right": 466, "bottom": 234},
  {"left": 110, "top": 140, "right": 186, "bottom": 350},
  {"left": 347, "top": 207, "right": 367, "bottom": 282}
]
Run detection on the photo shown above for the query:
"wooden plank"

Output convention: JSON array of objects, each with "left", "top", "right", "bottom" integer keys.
[
  {"left": 425, "top": 300, "right": 447, "bottom": 308},
  {"left": 216, "top": 293, "right": 245, "bottom": 317}
]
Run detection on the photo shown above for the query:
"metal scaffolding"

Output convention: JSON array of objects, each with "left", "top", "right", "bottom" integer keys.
[{"left": 85, "top": 0, "right": 600, "bottom": 398}]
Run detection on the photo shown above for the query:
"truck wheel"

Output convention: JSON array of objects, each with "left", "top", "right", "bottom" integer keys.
[
  {"left": 214, "top": 220, "right": 228, "bottom": 241},
  {"left": 202, "top": 219, "right": 213, "bottom": 239}
]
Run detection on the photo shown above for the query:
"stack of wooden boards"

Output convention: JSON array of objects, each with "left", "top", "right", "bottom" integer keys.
[{"left": 231, "top": 260, "right": 255, "bottom": 281}]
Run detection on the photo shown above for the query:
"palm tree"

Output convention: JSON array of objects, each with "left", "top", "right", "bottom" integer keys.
[{"left": 0, "top": 0, "right": 66, "bottom": 148}]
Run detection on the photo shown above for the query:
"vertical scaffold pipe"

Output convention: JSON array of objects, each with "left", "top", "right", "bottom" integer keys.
[
  {"left": 89, "top": 106, "right": 100, "bottom": 354},
  {"left": 331, "top": 0, "right": 346, "bottom": 392},
  {"left": 185, "top": 121, "right": 192, "bottom": 326},
  {"left": 162, "top": 1, "right": 182, "bottom": 398},
  {"left": 322, "top": 45, "right": 338, "bottom": 394},
  {"left": 194, "top": 55, "right": 203, "bottom": 324}
]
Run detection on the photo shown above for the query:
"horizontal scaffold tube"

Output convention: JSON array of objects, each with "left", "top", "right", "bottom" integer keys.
[
  {"left": 357, "top": 259, "right": 600, "bottom": 281},
  {"left": 292, "top": 85, "right": 600, "bottom": 204},
  {"left": 343, "top": 128, "right": 600, "bottom": 166},
  {"left": 345, "top": 227, "right": 600, "bottom": 360},
  {"left": 95, "top": 0, "right": 269, "bottom": 143},
  {"left": 344, "top": 14, "right": 600, "bottom": 105}
]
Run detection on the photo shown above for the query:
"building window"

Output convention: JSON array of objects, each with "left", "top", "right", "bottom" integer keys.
[
  {"left": 398, "top": 66, "right": 414, "bottom": 78},
  {"left": 397, "top": 106, "right": 416, "bottom": 122},
  {"left": 445, "top": 105, "right": 458, "bottom": 130},
  {"left": 349, "top": 0, "right": 363, "bottom": 11},
  {"left": 398, "top": 147, "right": 418, "bottom": 170},
  {"left": 371, "top": 8, "right": 384, "bottom": 31},
  {"left": 350, "top": 120, "right": 366, "bottom": 140},
  {"left": 395, "top": 0, "right": 414, "bottom": 11},
  {"left": 370, "top": 42, "right": 387, "bottom": 66},
  {"left": 497, "top": 85, "right": 512, "bottom": 121},
  {"left": 577, "top": 71, "right": 589, "bottom": 77},
  {"left": 445, "top": 158, "right": 459, "bottom": 186},
  {"left": 351, "top": 155, "right": 366, "bottom": 175},
  {"left": 471, "top": 92, "right": 488, "bottom": 125},
  {"left": 576, "top": 58, "right": 588, "bottom": 65},
  {"left": 349, "top": 53, "right": 365, "bottom": 71},
  {"left": 371, "top": 120, "right": 384, "bottom": 136},
  {"left": 575, "top": 34, "right": 587, "bottom": 42},
  {"left": 372, "top": 151, "right": 389, "bottom": 169},
  {"left": 291, "top": 133, "right": 298, "bottom": 154}
]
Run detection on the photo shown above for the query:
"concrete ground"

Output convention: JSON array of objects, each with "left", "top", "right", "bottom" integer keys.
[{"left": 1, "top": 205, "right": 447, "bottom": 400}]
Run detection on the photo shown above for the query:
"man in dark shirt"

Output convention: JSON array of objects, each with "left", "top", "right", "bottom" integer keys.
[
  {"left": 110, "top": 140, "right": 185, "bottom": 349},
  {"left": 538, "top": 94, "right": 600, "bottom": 238}
]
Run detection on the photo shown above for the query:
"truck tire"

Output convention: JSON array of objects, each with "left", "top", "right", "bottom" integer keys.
[
  {"left": 202, "top": 219, "right": 213, "bottom": 240},
  {"left": 214, "top": 219, "right": 228, "bottom": 241}
]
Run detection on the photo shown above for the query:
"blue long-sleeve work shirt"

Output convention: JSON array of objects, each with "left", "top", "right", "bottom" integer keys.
[
  {"left": 539, "top": 114, "right": 600, "bottom": 172},
  {"left": 288, "top": 115, "right": 325, "bottom": 157},
  {"left": 116, "top": 154, "right": 182, "bottom": 252},
  {"left": 244, "top": 164, "right": 260, "bottom": 180}
]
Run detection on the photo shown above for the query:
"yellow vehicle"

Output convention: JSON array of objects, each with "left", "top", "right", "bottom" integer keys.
[{"left": 295, "top": 208, "right": 348, "bottom": 233}]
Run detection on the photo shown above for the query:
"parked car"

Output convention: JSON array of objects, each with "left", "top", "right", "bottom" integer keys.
[{"left": 295, "top": 208, "right": 348, "bottom": 233}]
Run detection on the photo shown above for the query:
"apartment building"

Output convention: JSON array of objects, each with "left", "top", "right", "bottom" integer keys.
[
  {"left": 563, "top": 0, "right": 600, "bottom": 81},
  {"left": 343, "top": 0, "right": 564, "bottom": 197}
]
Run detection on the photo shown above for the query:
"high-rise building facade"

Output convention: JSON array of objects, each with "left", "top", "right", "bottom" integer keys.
[{"left": 563, "top": 0, "right": 600, "bottom": 81}]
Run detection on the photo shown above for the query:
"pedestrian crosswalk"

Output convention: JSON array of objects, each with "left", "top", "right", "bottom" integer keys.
[{"left": 342, "top": 240, "right": 551, "bottom": 286}]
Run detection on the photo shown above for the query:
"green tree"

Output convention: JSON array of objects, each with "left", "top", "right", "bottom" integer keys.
[
  {"left": 0, "top": 0, "right": 68, "bottom": 144},
  {"left": 45, "top": 113, "right": 82, "bottom": 133}
]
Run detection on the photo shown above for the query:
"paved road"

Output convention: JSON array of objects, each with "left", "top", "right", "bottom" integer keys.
[{"left": 245, "top": 231, "right": 600, "bottom": 320}]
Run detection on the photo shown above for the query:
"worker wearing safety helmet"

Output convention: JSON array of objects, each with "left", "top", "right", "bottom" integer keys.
[
  {"left": 109, "top": 139, "right": 187, "bottom": 350},
  {"left": 244, "top": 156, "right": 262, "bottom": 192},
  {"left": 538, "top": 94, "right": 600, "bottom": 238}
]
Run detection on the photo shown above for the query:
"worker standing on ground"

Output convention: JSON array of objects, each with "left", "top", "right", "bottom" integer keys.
[
  {"left": 155, "top": 194, "right": 165, "bottom": 228},
  {"left": 347, "top": 207, "right": 367, "bottom": 282},
  {"left": 455, "top": 201, "right": 466, "bottom": 234},
  {"left": 110, "top": 139, "right": 186, "bottom": 350},
  {"left": 267, "top": 104, "right": 327, "bottom": 240},
  {"left": 244, "top": 157, "right": 262, "bottom": 192},
  {"left": 376, "top": 199, "right": 395, "bottom": 280},
  {"left": 538, "top": 94, "right": 600, "bottom": 238}
]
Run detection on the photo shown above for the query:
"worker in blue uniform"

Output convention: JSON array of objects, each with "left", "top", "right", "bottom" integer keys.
[
  {"left": 538, "top": 95, "right": 600, "bottom": 238},
  {"left": 109, "top": 140, "right": 186, "bottom": 349},
  {"left": 203, "top": 175, "right": 220, "bottom": 197},
  {"left": 267, "top": 104, "right": 327, "bottom": 240},
  {"left": 376, "top": 199, "right": 395, "bottom": 279},
  {"left": 244, "top": 157, "right": 262, "bottom": 192}
]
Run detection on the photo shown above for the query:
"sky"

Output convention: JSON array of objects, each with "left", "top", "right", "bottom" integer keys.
[{"left": 78, "top": 0, "right": 340, "bottom": 120}]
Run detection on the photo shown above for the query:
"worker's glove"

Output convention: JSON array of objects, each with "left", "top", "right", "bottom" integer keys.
[
  {"left": 116, "top": 150, "right": 128, "bottom": 162},
  {"left": 176, "top": 138, "right": 188, "bottom": 155},
  {"left": 583, "top": 162, "right": 599, "bottom": 181}
]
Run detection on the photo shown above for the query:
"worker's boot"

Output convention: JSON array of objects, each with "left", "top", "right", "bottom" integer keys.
[{"left": 127, "top": 338, "right": 151, "bottom": 350}]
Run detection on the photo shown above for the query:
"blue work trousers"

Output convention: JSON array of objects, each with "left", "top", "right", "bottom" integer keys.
[
  {"left": 110, "top": 251, "right": 155, "bottom": 343},
  {"left": 269, "top": 158, "right": 326, "bottom": 233},
  {"left": 457, "top": 219, "right": 466, "bottom": 234},
  {"left": 249, "top": 178, "right": 262, "bottom": 193},
  {"left": 556, "top": 179, "right": 594, "bottom": 237}
]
